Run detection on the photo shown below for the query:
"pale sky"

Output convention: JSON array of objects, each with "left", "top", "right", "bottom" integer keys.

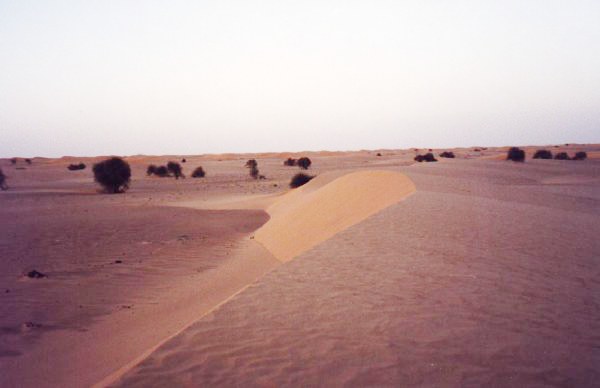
[{"left": 1, "top": 0, "right": 599, "bottom": 157}]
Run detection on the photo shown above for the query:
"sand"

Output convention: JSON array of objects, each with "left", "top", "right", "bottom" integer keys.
[{"left": 1, "top": 144, "right": 599, "bottom": 387}]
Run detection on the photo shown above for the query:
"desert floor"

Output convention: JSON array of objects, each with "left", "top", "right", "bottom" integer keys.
[{"left": 1, "top": 144, "right": 599, "bottom": 387}]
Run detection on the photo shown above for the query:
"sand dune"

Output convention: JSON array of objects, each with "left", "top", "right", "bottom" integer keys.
[{"left": 255, "top": 170, "right": 416, "bottom": 262}]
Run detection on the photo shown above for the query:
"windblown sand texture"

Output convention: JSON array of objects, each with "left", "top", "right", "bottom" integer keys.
[
  {"left": 255, "top": 170, "right": 416, "bottom": 261},
  {"left": 1, "top": 143, "right": 599, "bottom": 387}
]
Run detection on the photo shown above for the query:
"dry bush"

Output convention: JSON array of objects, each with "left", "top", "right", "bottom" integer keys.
[
  {"left": 573, "top": 152, "right": 587, "bottom": 161},
  {"left": 533, "top": 150, "right": 553, "bottom": 159},
  {"left": 283, "top": 158, "right": 297, "bottom": 166},
  {"left": 290, "top": 173, "right": 314, "bottom": 188},
  {"left": 167, "top": 161, "right": 184, "bottom": 179},
  {"left": 439, "top": 151, "right": 455, "bottom": 158},
  {"left": 67, "top": 163, "right": 86, "bottom": 171},
  {"left": 92, "top": 157, "right": 131, "bottom": 193},
  {"left": 506, "top": 147, "right": 525, "bottom": 162},
  {"left": 191, "top": 166, "right": 206, "bottom": 178},
  {"left": 554, "top": 152, "right": 570, "bottom": 160},
  {"left": 297, "top": 157, "right": 312, "bottom": 169},
  {"left": 0, "top": 168, "right": 7, "bottom": 190}
]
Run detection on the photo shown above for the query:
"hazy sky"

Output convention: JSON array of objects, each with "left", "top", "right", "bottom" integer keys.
[{"left": 1, "top": 1, "right": 599, "bottom": 157}]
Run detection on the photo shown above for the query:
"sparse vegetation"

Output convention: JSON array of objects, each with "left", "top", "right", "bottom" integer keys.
[
  {"left": 92, "top": 157, "right": 131, "bottom": 193},
  {"left": 573, "top": 151, "right": 587, "bottom": 161},
  {"left": 191, "top": 166, "right": 206, "bottom": 178},
  {"left": 533, "top": 150, "right": 553, "bottom": 159},
  {"left": 290, "top": 173, "right": 314, "bottom": 188},
  {"left": 67, "top": 163, "right": 86, "bottom": 171},
  {"left": 554, "top": 152, "right": 570, "bottom": 160},
  {"left": 181, "top": 158, "right": 187, "bottom": 163},
  {"left": 167, "top": 161, "right": 184, "bottom": 179},
  {"left": 146, "top": 164, "right": 157, "bottom": 175},
  {"left": 283, "top": 158, "right": 297, "bottom": 166},
  {"left": 506, "top": 147, "right": 525, "bottom": 162},
  {"left": 439, "top": 151, "right": 455, "bottom": 158},
  {"left": 10, "top": 158, "right": 17, "bottom": 165},
  {"left": 376, "top": 153, "right": 382, "bottom": 157},
  {"left": 154, "top": 166, "right": 170, "bottom": 177},
  {"left": 0, "top": 168, "right": 7, "bottom": 190},
  {"left": 245, "top": 159, "right": 260, "bottom": 179},
  {"left": 25, "top": 158, "right": 32, "bottom": 165},
  {"left": 414, "top": 153, "right": 437, "bottom": 162},
  {"left": 297, "top": 157, "right": 312, "bottom": 170}
]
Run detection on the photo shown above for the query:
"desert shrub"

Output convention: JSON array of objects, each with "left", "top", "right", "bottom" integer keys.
[
  {"left": 92, "top": 157, "right": 131, "bottom": 193},
  {"left": 533, "top": 150, "right": 553, "bottom": 159},
  {"left": 290, "top": 173, "right": 314, "bottom": 188},
  {"left": 473, "top": 148, "right": 482, "bottom": 152},
  {"left": 146, "top": 164, "right": 157, "bottom": 175},
  {"left": 376, "top": 153, "right": 382, "bottom": 157},
  {"left": 439, "top": 151, "right": 455, "bottom": 158},
  {"left": 554, "top": 152, "right": 570, "bottom": 160},
  {"left": 297, "top": 157, "right": 312, "bottom": 170},
  {"left": 245, "top": 159, "right": 260, "bottom": 179},
  {"left": 414, "top": 153, "right": 437, "bottom": 162},
  {"left": 167, "top": 161, "right": 184, "bottom": 179},
  {"left": 181, "top": 158, "right": 186, "bottom": 163},
  {"left": 191, "top": 166, "right": 206, "bottom": 178},
  {"left": 154, "top": 165, "right": 170, "bottom": 177},
  {"left": 67, "top": 163, "right": 86, "bottom": 171},
  {"left": 25, "top": 158, "right": 32, "bottom": 165},
  {"left": 506, "top": 147, "right": 525, "bottom": 162},
  {"left": 283, "top": 158, "right": 297, "bottom": 166},
  {"left": 0, "top": 168, "right": 7, "bottom": 190},
  {"left": 10, "top": 158, "right": 17, "bottom": 165},
  {"left": 573, "top": 151, "right": 587, "bottom": 161}
]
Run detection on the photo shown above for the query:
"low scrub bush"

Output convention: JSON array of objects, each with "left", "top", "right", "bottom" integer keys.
[
  {"left": 283, "top": 158, "right": 297, "bottom": 166},
  {"left": 154, "top": 166, "right": 169, "bottom": 177},
  {"left": 147, "top": 164, "right": 157, "bottom": 175},
  {"left": 439, "top": 151, "right": 455, "bottom": 158},
  {"left": 10, "top": 158, "right": 17, "bottom": 165},
  {"left": 92, "top": 157, "right": 131, "bottom": 193},
  {"left": 297, "top": 157, "right": 312, "bottom": 170},
  {"left": 167, "top": 161, "right": 184, "bottom": 179},
  {"left": 67, "top": 163, "right": 86, "bottom": 171},
  {"left": 245, "top": 159, "right": 260, "bottom": 179},
  {"left": 554, "top": 152, "right": 570, "bottom": 160},
  {"left": 290, "top": 173, "right": 314, "bottom": 188},
  {"left": 0, "top": 168, "right": 7, "bottom": 190},
  {"left": 191, "top": 166, "right": 206, "bottom": 178},
  {"left": 573, "top": 151, "right": 587, "bottom": 161},
  {"left": 414, "top": 153, "right": 437, "bottom": 162},
  {"left": 506, "top": 147, "right": 525, "bottom": 162},
  {"left": 533, "top": 150, "right": 553, "bottom": 159},
  {"left": 25, "top": 158, "right": 32, "bottom": 165}
]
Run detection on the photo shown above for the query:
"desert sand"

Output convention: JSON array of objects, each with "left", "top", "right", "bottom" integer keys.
[{"left": 1, "top": 144, "right": 599, "bottom": 387}]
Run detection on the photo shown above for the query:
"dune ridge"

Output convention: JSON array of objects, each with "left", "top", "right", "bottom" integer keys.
[{"left": 255, "top": 170, "right": 416, "bottom": 262}]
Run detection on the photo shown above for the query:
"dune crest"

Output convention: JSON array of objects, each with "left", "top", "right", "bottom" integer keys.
[{"left": 255, "top": 170, "right": 416, "bottom": 262}]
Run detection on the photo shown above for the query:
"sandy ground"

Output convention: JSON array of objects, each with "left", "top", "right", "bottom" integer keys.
[{"left": 1, "top": 143, "right": 599, "bottom": 387}]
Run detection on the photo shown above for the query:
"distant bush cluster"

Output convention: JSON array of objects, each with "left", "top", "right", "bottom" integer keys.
[
  {"left": 290, "top": 173, "right": 314, "bottom": 188},
  {"left": 554, "top": 151, "right": 587, "bottom": 161},
  {"left": 167, "top": 161, "right": 184, "bottom": 179},
  {"left": 439, "top": 151, "right": 455, "bottom": 158},
  {"left": 506, "top": 147, "right": 525, "bottom": 162},
  {"left": 533, "top": 150, "right": 553, "bottom": 159},
  {"left": 93, "top": 157, "right": 131, "bottom": 193},
  {"left": 67, "top": 163, "right": 86, "bottom": 171},
  {"left": 414, "top": 153, "right": 437, "bottom": 162}
]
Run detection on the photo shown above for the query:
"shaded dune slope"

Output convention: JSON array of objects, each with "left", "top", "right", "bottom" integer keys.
[{"left": 255, "top": 170, "right": 416, "bottom": 262}]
